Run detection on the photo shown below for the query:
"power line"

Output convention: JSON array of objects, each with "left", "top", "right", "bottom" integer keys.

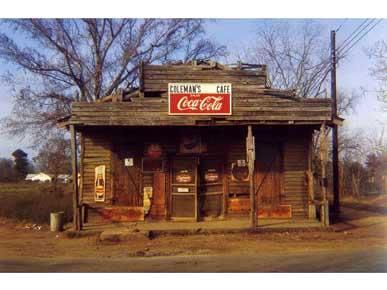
[
  {"left": 301, "top": 19, "right": 383, "bottom": 98},
  {"left": 303, "top": 20, "right": 368, "bottom": 93},
  {"left": 337, "top": 19, "right": 374, "bottom": 53},
  {"left": 335, "top": 18, "right": 348, "bottom": 32},
  {"left": 339, "top": 19, "right": 383, "bottom": 57},
  {"left": 336, "top": 19, "right": 371, "bottom": 50}
]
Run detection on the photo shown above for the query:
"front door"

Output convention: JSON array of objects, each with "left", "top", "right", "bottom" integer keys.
[
  {"left": 255, "top": 142, "right": 290, "bottom": 218},
  {"left": 170, "top": 157, "right": 198, "bottom": 220},
  {"left": 199, "top": 157, "right": 224, "bottom": 219}
]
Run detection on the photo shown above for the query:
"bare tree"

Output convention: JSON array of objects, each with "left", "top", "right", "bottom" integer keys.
[
  {"left": 243, "top": 20, "right": 331, "bottom": 98},
  {"left": 0, "top": 19, "right": 227, "bottom": 144},
  {"left": 33, "top": 133, "right": 72, "bottom": 190},
  {"left": 367, "top": 40, "right": 387, "bottom": 111},
  {"left": 364, "top": 127, "right": 387, "bottom": 156},
  {"left": 339, "top": 127, "right": 366, "bottom": 161}
]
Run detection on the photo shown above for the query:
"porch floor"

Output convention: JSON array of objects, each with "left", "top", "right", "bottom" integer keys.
[{"left": 82, "top": 218, "right": 324, "bottom": 235}]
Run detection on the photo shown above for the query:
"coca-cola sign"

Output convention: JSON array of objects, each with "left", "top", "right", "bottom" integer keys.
[{"left": 168, "top": 83, "right": 232, "bottom": 115}]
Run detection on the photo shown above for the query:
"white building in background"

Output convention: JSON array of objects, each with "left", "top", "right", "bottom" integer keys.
[
  {"left": 25, "top": 173, "right": 72, "bottom": 183},
  {"left": 25, "top": 174, "right": 36, "bottom": 181},
  {"left": 57, "top": 174, "right": 71, "bottom": 183},
  {"left": 25, "top": 172, "right": 53, "bottom": 183}
]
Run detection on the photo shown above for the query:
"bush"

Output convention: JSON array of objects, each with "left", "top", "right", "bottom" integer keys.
[{"left": 0, "top": 182, "right": 73, "bottom": 224}]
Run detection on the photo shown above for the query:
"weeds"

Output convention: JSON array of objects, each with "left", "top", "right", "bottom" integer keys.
[{"left": 0, "top": 182, "right": 72, "bottom": 224}]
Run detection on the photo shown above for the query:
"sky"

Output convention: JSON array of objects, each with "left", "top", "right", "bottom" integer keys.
[{"left": 0, "top": 19, "right": 386, "bottom": 159}]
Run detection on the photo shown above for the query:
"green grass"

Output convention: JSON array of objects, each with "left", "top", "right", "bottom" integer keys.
[{"left": 0, "top": 182, "right": 73, "bottom": 224}]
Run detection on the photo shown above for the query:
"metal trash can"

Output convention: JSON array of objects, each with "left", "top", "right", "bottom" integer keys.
[{"left": 50, "top": 212, "right": 64, "bottom": 232}]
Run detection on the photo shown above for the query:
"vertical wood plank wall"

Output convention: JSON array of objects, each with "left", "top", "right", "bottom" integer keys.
[
  {"left": 81, "top": 129, "right": 113, "bottom": 205},
  {"left": 283, "top": 132, "right": 311, "bottom": 218},
  {"left": 79, "top": 126, "right": 314, "bottom": 222}
]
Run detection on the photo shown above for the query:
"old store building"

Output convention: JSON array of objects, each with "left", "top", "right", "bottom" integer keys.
[{"left": 59, "top": 61, "right": 342, "bottom": 230}]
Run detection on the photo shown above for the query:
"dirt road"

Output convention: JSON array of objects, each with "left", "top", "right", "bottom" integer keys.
[
  {"left": 1, "top": 203, "right": 386, "bottom": 272},
  {"left": 1, "top": 247, "right": 387, "bottom": 272}
]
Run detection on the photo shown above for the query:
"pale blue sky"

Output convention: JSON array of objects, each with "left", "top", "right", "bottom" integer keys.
[{"left": 0, "top": 19, "right": 386, "bottom": 159}]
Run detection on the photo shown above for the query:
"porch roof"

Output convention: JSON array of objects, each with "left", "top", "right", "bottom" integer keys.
[{"left": 59, "top": 92, "right": 335, "bottom": 128}]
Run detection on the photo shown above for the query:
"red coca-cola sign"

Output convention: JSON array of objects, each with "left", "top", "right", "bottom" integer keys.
[{"left": 168, "top": 83, "right": 232, "bottom": 115}]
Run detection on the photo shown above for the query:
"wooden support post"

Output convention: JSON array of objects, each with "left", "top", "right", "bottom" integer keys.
[
  {"left": 247, "top": 125, "right": 256, "bottom": 229},
  {"left": 70, "top": 125, "right": 81, "bottom": 231},
  {"left": 319, "top": 123, "right": 329, "bottom": 226},
  {"left": 307, "top": 132, "right": 316, "bottom": 219},
  {"left": 139, "top": 60, "right": 145, "bottom": 98},
  {"left": 331, "top": 30, "right": 340, "bottom": 215}
]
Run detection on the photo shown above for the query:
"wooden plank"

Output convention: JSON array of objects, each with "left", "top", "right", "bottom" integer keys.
[
  {"left": 228, "top": 197, "right": 250, "bottom": 213},
  {"left": 70, "top": 125, "right": 81, "bottom": 231},
  {"left": 247, "top": 125, "right": 256, "bottom": 228},
  {"left": 257, "top": 205, "right": 292, "bottom": 218},
  {"left": 150, "top": 172, "right": 166, "bottom": 219},
  {"left": 143, "top": 67, "right": 266, "bottom": 75},
  {"left": 91, "top": 206, "right": 144, "bottom": 222}
]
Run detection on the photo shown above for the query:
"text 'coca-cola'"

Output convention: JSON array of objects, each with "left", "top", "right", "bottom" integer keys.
[{"left": 168, "top": 83, "right": 232, "bottom": 115}]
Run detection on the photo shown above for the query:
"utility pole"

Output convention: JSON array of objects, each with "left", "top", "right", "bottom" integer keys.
[{"left": 331, "top": 30, "right": 340, "bottom": 215}]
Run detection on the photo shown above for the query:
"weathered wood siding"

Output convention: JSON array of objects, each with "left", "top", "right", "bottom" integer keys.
[
  {"left": 70, "top": 96, "right": 332, "bottom": 127},
  {"left": 81, "top": 129, "right": 112, "bottom": 204},
  {"left": 283, "top": 132, "right": 311, "bottom": 218},
  {"left": 79, "top": 126, "right": 314, "bottom": 222},
  {"left": 111, "top": 142, "right": 143, "bottom": 206},
  {"left": 142, "top": 64, "right": 267, "bottom": 93},
  {"left": 227, "top": 136, "right": 250, "bottom": 214}
]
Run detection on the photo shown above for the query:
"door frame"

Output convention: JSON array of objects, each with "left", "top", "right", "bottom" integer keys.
[
  {"left": 254, "top": 141, "right": 286, "bottom": 218},
  {"left": 169, "top": 156, "right": 199, "bottom": 221},
  {"left": 168, "top": 154, "right": 226, "bottom": 221},
  {"left": 198, "top": 154, "right": 226, "bottom": 220}
]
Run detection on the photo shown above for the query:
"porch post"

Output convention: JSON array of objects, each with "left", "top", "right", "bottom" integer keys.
[
  {"left": 70, "top": 125, "right": 81, "bottom": 231},
  {"left": 247, "top": 125, "right": 256, "bottom": 229},
  {"left": 319, "top": 123, "right": 329, "bottom": 226},
  {"left": 307, "top": 131, "right": 316, "bottom": 219}
]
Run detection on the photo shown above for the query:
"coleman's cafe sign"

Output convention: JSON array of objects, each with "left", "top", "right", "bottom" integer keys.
[{"left": 168, "top": 83, "right": 232, "bottom": 115}]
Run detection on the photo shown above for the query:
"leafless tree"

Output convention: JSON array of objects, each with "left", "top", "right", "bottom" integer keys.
[
  {"left": 364, "top": 127, "right": 387, "bottom": 156},
  {"left": 367, "top": 40, "right": 387, "bottom": 111},
  {"left": 243, "top": 20, "right": 331, "bottom": 98},
  {"left": 339, "top": 126, "right": 366, "bottom": 162},
  {"left": 244, "top": 21, "right": 363, "bottom": 186},
  {"left": 33, "top": 133, "right": 72, "bottom": 191},
  {"left": 0, "top": 19, "right": 227, "bottom": 145}
]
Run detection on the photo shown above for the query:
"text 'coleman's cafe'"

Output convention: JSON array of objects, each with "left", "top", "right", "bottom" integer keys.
[{"left": 58, "top": 61, "right": 342, "bottom": 230}]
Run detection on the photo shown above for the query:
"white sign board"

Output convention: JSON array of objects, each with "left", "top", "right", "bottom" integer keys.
[{"left": 124, "top": 158, "right": 134, "bottom": 167}]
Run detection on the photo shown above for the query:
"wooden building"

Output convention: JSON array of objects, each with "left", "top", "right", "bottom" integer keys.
[{"left": 58, "top": 61, "right": 342, "bottom": 230}]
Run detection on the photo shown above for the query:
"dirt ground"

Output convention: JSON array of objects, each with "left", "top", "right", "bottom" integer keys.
[
  {"left": 0, "top": 208, "right": 386, "bottom": 259},
  {"left": 1, "top": 198, "right": 387, "bottom": 272}
]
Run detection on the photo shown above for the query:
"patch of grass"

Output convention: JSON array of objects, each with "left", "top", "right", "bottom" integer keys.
[{"left": 0, "top": 182, "right": 73, "bottom": 224}]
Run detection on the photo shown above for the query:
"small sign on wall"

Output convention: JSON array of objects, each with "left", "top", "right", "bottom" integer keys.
[
  {"left": 94, "top": 165, "right": 106, "bottom": 202},
  {"left": 177, "top": 187, "right": 189, "bottom": 193},
  {"left": 124, "top": 158, "right": 134, "bottom": 167}
]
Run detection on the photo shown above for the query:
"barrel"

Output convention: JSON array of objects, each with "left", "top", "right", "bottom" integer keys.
[{"left": 50, "top": 212, "right": 64, "bottom": 232}]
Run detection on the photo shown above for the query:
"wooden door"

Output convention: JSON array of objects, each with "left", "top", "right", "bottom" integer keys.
[
  {"left": 113, "top": 144, "right": 142, "bottom": 206},
  {"left": 170, "top": 157, "right": 198, "bottom": 220},
  {"left": 255, "top": 143, "right": 288, "bottom": 218},
  {"left": 149, "top": 171, "right": 166, "bottom": 219},
  {"left": 199, "top": 157, "right": 224, "bottom": 219}
]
